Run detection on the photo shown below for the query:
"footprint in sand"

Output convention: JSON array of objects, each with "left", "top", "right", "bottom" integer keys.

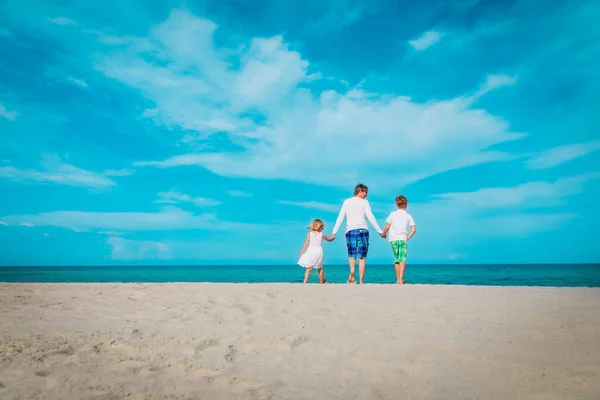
[
  {"left": 225, "top": 345, "right": 236, "bottom": 363},
  {"left": 289, "top": 335, "right": 309, "bottom": 350},
  {"left": 195, "top": 338, "right": 220, "bottom": 354}
]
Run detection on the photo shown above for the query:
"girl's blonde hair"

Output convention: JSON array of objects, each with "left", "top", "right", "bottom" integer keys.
[{"left": 307, "top": 218, "right": 325, "bottom": 232}]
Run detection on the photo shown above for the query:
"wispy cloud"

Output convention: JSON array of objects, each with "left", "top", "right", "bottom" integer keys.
[
  {"left": 48, "top": 17, "right": 77, "bottom": 26},
  {"left": 106, "top": 236, "right": 170, "bottom": 260},
  {"left": 0, "top": 104, "right": 19, "bottom": 121},
  {"left": 228, "top": 190, "right": 252, "bottom": 197},
  {"left": 0, "top": 155, "right": 116, "bottom": 190},
  {"left": 104, "top": 168, "right": 134, "bottom": 177},
  {"left": 430, "top": 173, "right": 600, "bottom": 210},
  {"left": 1, "top": 207, "right": 262, "bottom": 232},
  {"left": 66, "top": 76, "right": 88, "bottom": 87},
  {"left": 277, "top": 200, "right": 340, "bottom": 213},
  {"left": 473, "top": 74, "right": 518, "bottom": 98},
  {"left": 527, "top": 140, "right": 600, "bottom": 170},
  {"left": 97, "top": 230, "right": 125, "bottom": 236},
  {"left": 408, "top": 30, "right": 443, "bottom": 50},
  {"left": 155, "top": 189, "right": 221, "bottom": 207},
  {"left": 20, "top": 222, "right": 34, "bottom": 227},
  {"left": 0, "top": 221, "right": 6, "bottom": 226}
]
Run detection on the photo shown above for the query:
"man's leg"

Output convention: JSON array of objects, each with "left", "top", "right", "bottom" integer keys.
[
  {"left": 357, "top": 230, "right": 369, "bottom": 284},
  {"left": 358, "top": 257, "right": 367, "bottom": 284},
  {"left": 348, "top": 257, "right": 356, "bottom": 283}
]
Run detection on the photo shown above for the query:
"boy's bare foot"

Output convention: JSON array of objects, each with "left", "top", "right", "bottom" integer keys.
[{"left": 396, "top": 280, "right": 406, "bottom": 284}]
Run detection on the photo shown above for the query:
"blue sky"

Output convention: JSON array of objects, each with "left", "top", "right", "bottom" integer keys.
[{"left": 1, "top": 0, "right": 599, "bottom": 265}]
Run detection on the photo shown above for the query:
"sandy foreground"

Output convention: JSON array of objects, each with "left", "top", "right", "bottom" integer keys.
[{"left": 0, "top": 283, "right": 599, "bottom": 400}]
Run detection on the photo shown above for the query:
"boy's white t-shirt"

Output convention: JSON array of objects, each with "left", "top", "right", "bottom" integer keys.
[{"left": 386, "top": 209, "right": 415, "bottom": 242}]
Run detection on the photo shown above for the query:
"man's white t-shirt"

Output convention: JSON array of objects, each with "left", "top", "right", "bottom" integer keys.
[
  {"left": 332, "top": 197, "right": 383, "bottom": 235},
  {"left": 386, "top": 209, "right": 415, "bottom": 242}
]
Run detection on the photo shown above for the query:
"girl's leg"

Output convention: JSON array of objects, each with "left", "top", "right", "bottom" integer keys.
[
  {"left": 303, "top": 267, "right": 312, "bottom": 284},
  {"left": 318, "top": 268, "right": 326, "bottom": 284}
]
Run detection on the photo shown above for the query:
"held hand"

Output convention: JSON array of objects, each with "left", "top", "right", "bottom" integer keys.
[
  {"left": 380, "top": 232, "right": 386, "bottom": 239},
  {"left": 331, "top": 234, "right": 336, "bottom": 240}
]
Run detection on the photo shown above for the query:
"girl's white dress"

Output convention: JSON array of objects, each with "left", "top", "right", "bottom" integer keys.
[{"left": 298, "top": 232, "right": 324, "bottom": 269}]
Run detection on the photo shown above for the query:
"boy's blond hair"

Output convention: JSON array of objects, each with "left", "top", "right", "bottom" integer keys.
[
  {"left": 396, "top": 195, "right": 408, "bottom": 208},
  {"left": 307, "top": 218, "right": 325, "bottom": 232}
]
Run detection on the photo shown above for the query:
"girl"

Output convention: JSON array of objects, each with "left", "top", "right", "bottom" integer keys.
[{"left": 298, "top": 219, "right": 334, "bottom": 284}]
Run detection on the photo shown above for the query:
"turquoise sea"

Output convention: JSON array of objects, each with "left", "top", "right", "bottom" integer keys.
[{"left": 1, "top": 264, "right": 599, "bottom": 286}]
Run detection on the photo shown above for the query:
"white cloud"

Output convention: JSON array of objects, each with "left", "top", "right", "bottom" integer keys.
[
  {"left": 228, "top": 190, "right": 252, "bottom": 197},
  {"left": 0, "top": 154, "right": 116, "bottom": 190},
  {"left": 0, "top": 221, "right": 7, "bottom": 226},
  {"left": 66, "top": 76, "right": 88, "bottom": 88},
  {"left": 48, "top": 17, "right": 77, "bottom": 26},
  {"left": 20, "top": 222, "right": 34, "bottom": 227},
  {"left": 95, "top": 9, "right": 522, "bottom": 190},
  {"left": 408, "top": 30, "right": 443, "bottom": 50},
  {"left": 473, "top": 74, "right": 518, "bottom": 98},
  {"left": 527, "top": 140, "right": 600, "bottom": 170},
  {"left": 430, "top": 173, "right": 599, "bottom": 209},
  {"left": 71, "top": 227, "right": 81, "bottom": 232},
  {"left": 97, "top": 230, "right": 125, "bottom": 236},
  {"left": 277, "top": 200, "right": 340, "bottom": 213},
  {"left": 1, "top": 207, "right": 262, "bottom": 232},
  {"left": 43, "top": 232, "right": 50, "bottom": 237},
  {"left": 104, "top": 168, "right": 134, "bottom": 177},
  {"left": 155, "top": 189, "right": 221, "bottom": 207},
  {"left": 0, "top": 104, "right": 19, "bottom": 121},
  {"left": 408, "top": 173, "right": 599, "bottom": 239},
  {"left": 106, "top": 236, "right": 171, "bottom": 260}
]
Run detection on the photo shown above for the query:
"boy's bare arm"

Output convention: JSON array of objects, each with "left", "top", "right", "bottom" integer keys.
[
  {"left": 407, "top": 225, "right": 417, "bottom": 241},
  {"left": 381, "top": 222, "right": 391, "bottom": 238}
]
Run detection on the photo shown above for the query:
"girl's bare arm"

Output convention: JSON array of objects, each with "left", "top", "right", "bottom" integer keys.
[{"left": 299, "top": 233, "right": 310, "bottom": 257}]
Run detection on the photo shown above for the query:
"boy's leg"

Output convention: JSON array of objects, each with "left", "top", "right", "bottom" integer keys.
[
  {"left": 394, "top": 262, "right": 401, "bottom": 283},
  {"left": 303, "top": 267, "right": 312, "bottom": 284},
  {"left": 397, "top": 262, "right": 406, "bottom": 284},
  {"left": 347, "top": 257, "right": 356, "bottom": 283}
]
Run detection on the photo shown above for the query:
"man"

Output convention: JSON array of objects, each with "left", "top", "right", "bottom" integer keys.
[{"left": 331, "top": 183, "right": 385, "bottom": 284}]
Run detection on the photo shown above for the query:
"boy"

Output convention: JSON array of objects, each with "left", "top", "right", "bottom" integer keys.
[{"left": 381, "top": 195, "right": 416, "bottom": 284}]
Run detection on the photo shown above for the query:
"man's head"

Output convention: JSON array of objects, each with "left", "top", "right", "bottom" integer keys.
[
  {"left": 354, "top": 183, "right": 369, "bottom": 198},
  {"left": 396, "top": 195, "right": 408, "bottom": 210}
]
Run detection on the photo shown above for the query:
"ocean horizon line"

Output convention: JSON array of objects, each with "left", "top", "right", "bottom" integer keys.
[{"left": 1, "top": 263, "right": 599, "bottom": 268}]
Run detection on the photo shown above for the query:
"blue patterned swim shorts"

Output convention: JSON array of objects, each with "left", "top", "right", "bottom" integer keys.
[{"left": 346, "top": 229, "right": 370, "bottom": 259}]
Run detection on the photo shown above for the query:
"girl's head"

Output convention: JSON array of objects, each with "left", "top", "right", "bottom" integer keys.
[{"left": 307, "top": 218, "right": 325, "bottom": 232}]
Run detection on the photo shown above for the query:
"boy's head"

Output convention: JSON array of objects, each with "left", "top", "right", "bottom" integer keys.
[
  {"left": 395, "top": 195, "right": 408, "bottom": 209},
  {"left": 354, "top": 183, "right": 369, "bottom": 198}
]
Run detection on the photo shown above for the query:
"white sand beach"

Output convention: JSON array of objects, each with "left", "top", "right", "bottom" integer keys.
[{"left": 1, "top": 283, "right": 599, "bottom": 399}]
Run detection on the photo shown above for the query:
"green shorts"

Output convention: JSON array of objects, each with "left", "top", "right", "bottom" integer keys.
[{"left": 390, "top": 240, "right": 407, "bottom": 263}]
